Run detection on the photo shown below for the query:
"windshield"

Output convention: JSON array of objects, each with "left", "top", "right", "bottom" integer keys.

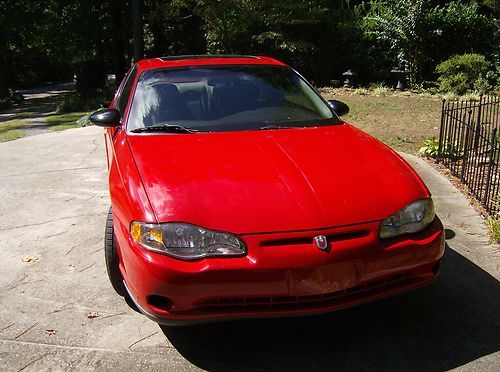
[{"left": 127, "top": 65, "right": 340, "bottom": 132}]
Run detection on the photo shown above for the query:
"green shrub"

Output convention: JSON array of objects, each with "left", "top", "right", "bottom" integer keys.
[
  {"left": 57, "top": 94, "right": 107, "bottom": 113},
  {"left": 354, "top": 88, "right": 369, "bottom": 95},
  {"left": 436, "top": 54, "right": 492, "bottom": 94},
  {"left": 369, "top": 84, "right": 391, "bottom": 96},
  {"left": 419, "top": 138, "right": 457, "bottom": 158},
  {"left": 0, "top": 97, "right": 12, "bottom": 110},
  {"left": 419, "top": 138, "right": 440, "bottom": 158},
  {"left": 441, "top": 92, "right": 459, "bottom": 101},
  {"left": 329, "top": 80, "right": 342, "bottom": 88},
  {"left": 460, "top": 92, "right": 482, "bottom": 101}
]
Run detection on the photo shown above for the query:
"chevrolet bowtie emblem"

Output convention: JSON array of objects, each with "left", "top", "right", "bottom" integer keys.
[{"left": 313, "top": 235, "right": 329, "bottom": 251}]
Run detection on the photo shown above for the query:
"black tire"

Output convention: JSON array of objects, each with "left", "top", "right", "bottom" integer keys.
[{"left": 105, "top": 207, "right": 127, "bottom": 297}]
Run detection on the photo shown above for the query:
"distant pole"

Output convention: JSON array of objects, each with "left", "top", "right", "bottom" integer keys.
[{"left": 130, "top": 0, "right": 144, "bottom": 62}]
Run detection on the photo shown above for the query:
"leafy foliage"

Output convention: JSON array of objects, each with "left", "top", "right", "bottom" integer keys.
[
  {"left": 192, "top": 0, "right": 365, "bottom": 84},
  {"left": 419, "top": 138, "right": 440, "bottom": 158},
  {"left": 419, "top": 137, "right": 457, "bottom": 158},
  {"left": 436, "top": 54, "right": 492, "bottom": 94},
  {"left": 57, "top": 95, "right": 108, "bottom": 114},
  {"left": 361, "top": 0, "right": 499, "bottom": 85},
  {"left": 74, "top": 59, "right": 107, "bottom": 97},
  {"left": 362, "top": 0, "right": 428, "bottom": 84},
  {"left": 0, "top": 97, "right": 12, "bottom": 110},
  {"left": 0, "top": 0, "right": 499, "bottom": 96}
]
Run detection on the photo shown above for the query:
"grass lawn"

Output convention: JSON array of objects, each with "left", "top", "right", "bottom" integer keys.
[
  {"left": 0, "top": 111, "right": 90, "bottom": 142},
  {"left": 2, "top": 90, "right": 443, "bottom": 151},
  {"left": 320, "top": 88, "right": 442, "bottom": 153},
  {"left": 46, "top": 111, "right": 90, "bottom": 131},
  {"left": 486, "top": 219, "right": 500, "bottom": 244},
  {"left": 0, "top": 120, "right": 27, "bottom": 142}
]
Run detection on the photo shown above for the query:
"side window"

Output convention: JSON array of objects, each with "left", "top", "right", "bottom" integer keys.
[{"left": 117, "top": 66, "right": 138, "bottom": 115}]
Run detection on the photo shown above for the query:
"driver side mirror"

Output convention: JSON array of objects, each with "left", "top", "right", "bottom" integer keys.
[
  {"left": 90, "top": 108, "right": 121, "bottom": 127},
  {"left": 328, "top": 100, "right": 349, "bottom": 117}
]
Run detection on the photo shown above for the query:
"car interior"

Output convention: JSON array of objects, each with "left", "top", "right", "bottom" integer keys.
[
  {"left": 140, "top": 79, "right": 290, "bottom": 126},
  {"left": 125, "top": 65, "right": 335, "bottom": 131}
]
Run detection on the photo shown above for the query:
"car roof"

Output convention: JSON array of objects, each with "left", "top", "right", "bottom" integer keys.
[{"left": 135, "top": 55, "right": 287, "bottom": 73}]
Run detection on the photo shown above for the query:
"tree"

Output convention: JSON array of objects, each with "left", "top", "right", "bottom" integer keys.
[
  {"left": 146, "top": 0, "right": 206, "bottom": 56},
  {"left": 110, "top": 0, "right": 128, "bottom": 81},
  {"left": 362, "top": 0, "right": 499, "bottom": 85},
  {"left": 362, "top": 0, "right": 428, "bottom": 84},
  {"left": 131, "top": 0, "right": 145, "bottom": 61}
]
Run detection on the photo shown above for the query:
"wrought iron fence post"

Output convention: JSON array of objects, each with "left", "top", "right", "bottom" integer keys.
[
  {"left": 437, "top": 99, "right": 446, "bottom": 163},
  {"left": 473, "top": 94, "right": 483, "bottom": 150},
  {"left": 461, "top": 109, "right": 473, "bottom": 182},
  {"left": 439, "top": 95, "right": 498, "bottom": 216},
  {"left": 484, "top": 127, "right": 497, "bottom": 207}
]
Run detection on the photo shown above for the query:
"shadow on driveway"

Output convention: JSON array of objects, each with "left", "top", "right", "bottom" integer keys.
[{"left": 161, "top": 243, "right": 500, "bottom": 371}]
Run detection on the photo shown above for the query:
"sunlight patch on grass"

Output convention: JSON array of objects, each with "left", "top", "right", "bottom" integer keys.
[
  {"left": 0, "top": 120, "right": 27, "bottom": 142},
  {"left": 321, "top": 91, "right": 442, "bottom": 153},
  {"left": 486, "top": 219, "right": 500, "bottom": 244},
  {"left": 46, "top": 111, "right": 91, "bottom": 131}
]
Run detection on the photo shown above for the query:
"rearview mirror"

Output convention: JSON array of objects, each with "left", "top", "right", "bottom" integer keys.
[
  {"left": 90, "top": 108, "right": 121, "bottom": 127},
  {"left": 328, "top": 100, "right": 349, "bottom": 117}
]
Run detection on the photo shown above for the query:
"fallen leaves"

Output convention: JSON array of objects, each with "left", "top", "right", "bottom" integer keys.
[
  {"left": 85, "top": 311, "right": 100, "bottom": 319},
  {"left": 21, "top": 257, "right": 38, "bottom": 263},
  {"left": 45, "top": 329, "right": 57, "bottom": 336}
]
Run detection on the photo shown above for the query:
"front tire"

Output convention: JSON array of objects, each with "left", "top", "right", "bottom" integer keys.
[{"left": 104, "top": 207, "right": 127, "bottom": 297}]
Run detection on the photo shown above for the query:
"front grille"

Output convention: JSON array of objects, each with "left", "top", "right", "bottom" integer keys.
[
  {"left": 196, "top": 272, "right": 415, "bottom": 314},
  {"left": 259, "top": 229, "right": 370, "bottom": 247}
]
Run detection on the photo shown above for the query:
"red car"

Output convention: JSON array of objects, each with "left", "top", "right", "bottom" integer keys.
[{"left": 91, "top": 55, "right": 444, "bottom": 325}]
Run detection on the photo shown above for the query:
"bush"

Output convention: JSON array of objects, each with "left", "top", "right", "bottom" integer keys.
[
  {"left": 9, "top": 90, "right": 23, "bottom": 103},
  {"left": 329, "top": 80, "right": 342, "bottom": 88},
  {"left": 419, "top": 138, "right": 457, "bottom": 158},
  {"left": 369, "top": 83, "right": 391, "bottom": 96},
  {"left": 0, "top": 90, "right": 24, "bottom": 110},
  {"left": 57, "top": 94, "right": 108, "bottom": 113},
  {"left": 436, "top": 54, "right": 492, "bottom": 94},
  {"left": 419, "top": 138, "right": 440, "bottom": 158},
  {"left": 423, "top": 2, "right": 499, "bottom": 83},
  {"left": 0, "top": 97, "right": 12, "bottom": 110}
]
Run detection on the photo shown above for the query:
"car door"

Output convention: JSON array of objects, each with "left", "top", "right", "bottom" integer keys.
[{"left": 104, "top": 65, "right": 138, "bottom": 170}]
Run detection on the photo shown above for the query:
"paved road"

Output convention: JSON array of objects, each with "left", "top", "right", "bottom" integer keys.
[
  {"left": 0, "top": 83, "right": 74, "bottom": 136},
  {"left": 0, "top": 126, "right": 499, "bottom": 371}
]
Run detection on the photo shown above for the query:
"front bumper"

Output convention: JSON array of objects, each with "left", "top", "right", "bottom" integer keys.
[{"left": 115, "top": 217, "right": 445, "bottom": 325}]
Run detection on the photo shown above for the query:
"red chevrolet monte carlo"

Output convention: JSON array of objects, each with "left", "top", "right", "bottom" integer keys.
[{"left": 91, "top": 55, "right": 445, "bottom": 325}]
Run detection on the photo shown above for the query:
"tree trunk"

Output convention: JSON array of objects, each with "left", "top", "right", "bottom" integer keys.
[
  {"left": 0, "top": 54, "right": 9, "bottom": 98},
  {"left": 130, "top": 0, "right": 144, "bottom": 62},
  {"left": 110, "top": 0, "right": 127, "bottom": 81}
]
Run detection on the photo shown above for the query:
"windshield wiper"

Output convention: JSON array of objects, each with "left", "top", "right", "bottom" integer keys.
[
  {"left": 252, "top": 124, "right": 292, "bottom": 131},
  {"left": 131, "top": 124, "right": 200, "bottom": 134}
]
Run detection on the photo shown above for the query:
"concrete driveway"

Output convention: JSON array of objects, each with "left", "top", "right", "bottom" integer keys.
[{"left": 0, "top": 126, "right": 499, "bottom": 371}]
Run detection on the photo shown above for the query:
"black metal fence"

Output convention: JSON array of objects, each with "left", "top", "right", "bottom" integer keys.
[{"left": 437, "top": 95, "right": 499, "bottom": 216}]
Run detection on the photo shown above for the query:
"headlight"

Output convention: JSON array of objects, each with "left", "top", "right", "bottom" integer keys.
[
  {"left": 379, "top": 198, "right": 435, "bottom": 239},
  {"left": 130, "top": 222, "right": 246, "bottom": 260}
]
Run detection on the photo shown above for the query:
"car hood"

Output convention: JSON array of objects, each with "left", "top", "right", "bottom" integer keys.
[{"left": 127, "top": 124, "right": 429, "bottom": 234}]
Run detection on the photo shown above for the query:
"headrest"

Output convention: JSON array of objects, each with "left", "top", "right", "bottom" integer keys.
[{"left": 154, "top": 83, "right": 181, "bottom": 99}]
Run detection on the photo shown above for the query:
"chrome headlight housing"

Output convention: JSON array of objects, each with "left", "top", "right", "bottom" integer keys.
[
  {"left": 130, "top": 222, "right": 246, "bottom": 260},
  {"left": 379, "top": 198, "right": 435, "bottom": 239}
]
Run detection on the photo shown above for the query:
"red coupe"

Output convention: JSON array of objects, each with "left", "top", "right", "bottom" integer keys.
[{"left": 91, "top": 55, "right": 445, "bottom": 325}]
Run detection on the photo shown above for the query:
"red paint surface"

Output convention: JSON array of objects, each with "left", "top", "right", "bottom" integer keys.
[{"left": 103, "top": 56, "right": 445, "bottom": 323}]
